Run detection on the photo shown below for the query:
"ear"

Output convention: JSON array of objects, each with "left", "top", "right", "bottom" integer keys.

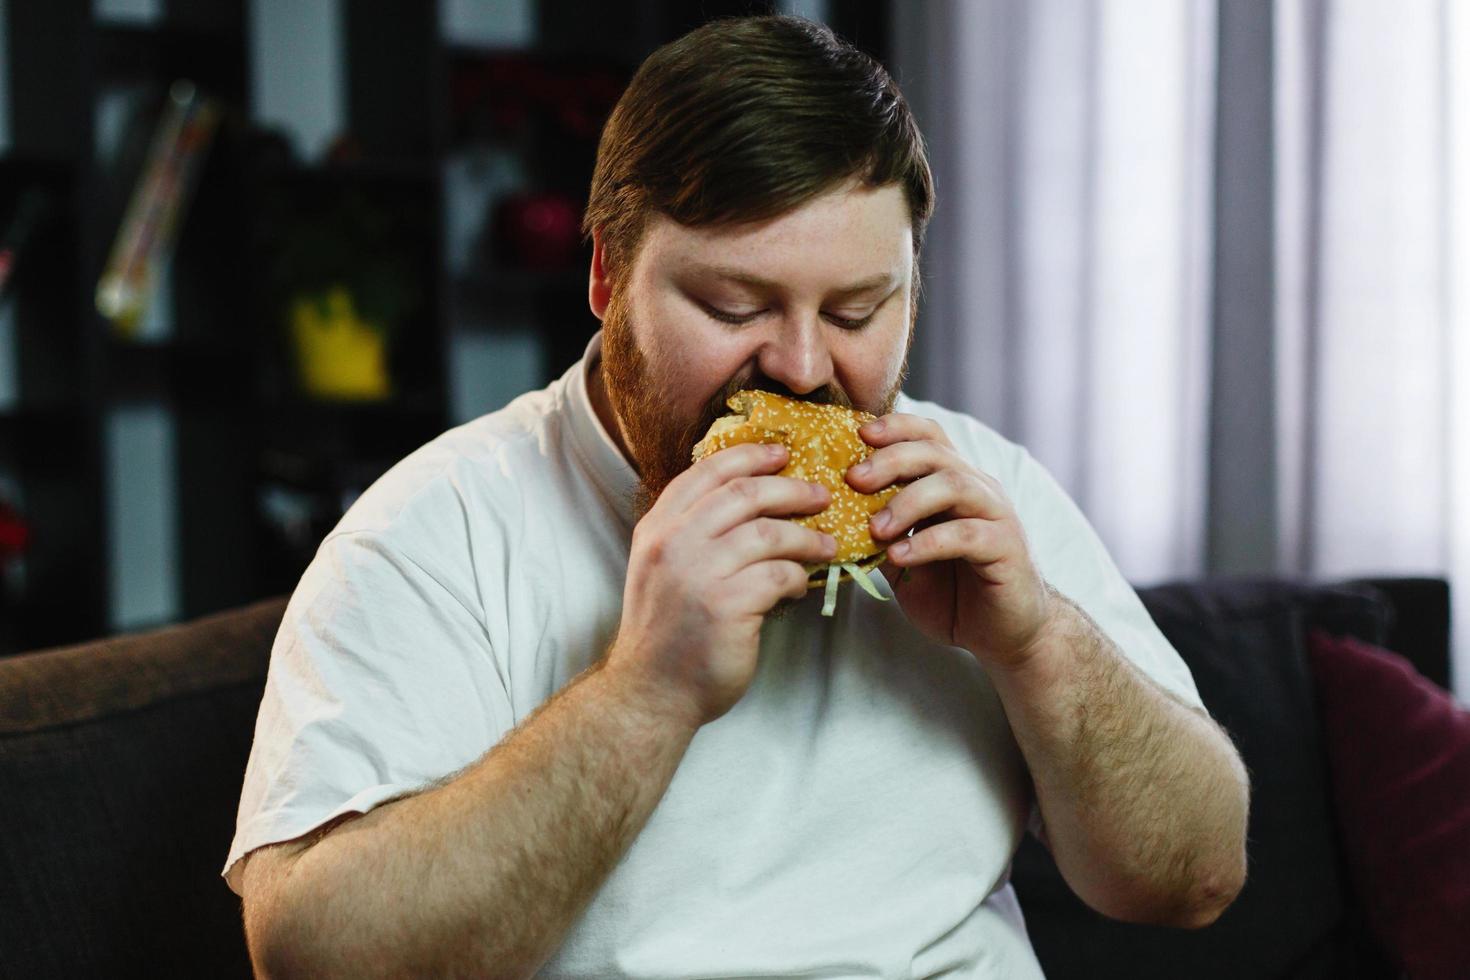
[{"left": 589, "top": 227, "right": 613, "bottom": 320}]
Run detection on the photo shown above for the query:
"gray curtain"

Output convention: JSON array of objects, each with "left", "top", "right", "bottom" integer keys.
[{"left": 892, "top": 0, "right": 1469, "bottom": 698}]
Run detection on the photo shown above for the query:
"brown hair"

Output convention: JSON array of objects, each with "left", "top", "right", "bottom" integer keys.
[{"left": 583, "top": 14, "right": 935, "bottom": 286}]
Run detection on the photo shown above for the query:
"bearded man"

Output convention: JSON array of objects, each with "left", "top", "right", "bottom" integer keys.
[{"left": 227, "top": 15, "right": 1249, "bottom": 978}]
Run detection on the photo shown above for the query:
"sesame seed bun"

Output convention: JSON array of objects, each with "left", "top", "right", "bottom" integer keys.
[{"left": 692, "top": 389, "right": 900, "bottom": 588}]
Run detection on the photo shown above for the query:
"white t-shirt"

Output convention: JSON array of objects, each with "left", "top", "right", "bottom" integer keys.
[{"left": 224, "top": 331, "right": 1202, "bottom": 978}]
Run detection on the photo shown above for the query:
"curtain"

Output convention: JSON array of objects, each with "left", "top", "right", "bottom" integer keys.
[
  {"left": 893, "top": 0, "right": 1468, "bottom": 699},
  {"left": 1274, "top": 0, "right": 1469, "bottom": 698},
  {"left": 892, "top": 0, "right": 1217, "bottom": 586}
]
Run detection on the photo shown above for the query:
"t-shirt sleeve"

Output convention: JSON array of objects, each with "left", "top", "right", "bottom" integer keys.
[
  {"left": 1008, "top": 447, "right": 1204, "bottom": 710},
  {"left": 221, "top": 529, "right": 512, "bottom": 896}
]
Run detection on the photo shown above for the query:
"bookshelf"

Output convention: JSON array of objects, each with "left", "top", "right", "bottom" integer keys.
[{"left": 0, "top": 0, "right": 890, "bottom": 654}]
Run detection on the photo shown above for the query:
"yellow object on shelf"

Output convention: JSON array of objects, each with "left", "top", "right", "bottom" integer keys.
[{"left": 288, "top": 286, "right": 392, "bottom": 401}]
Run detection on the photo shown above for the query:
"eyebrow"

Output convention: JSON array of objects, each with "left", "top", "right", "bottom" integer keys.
[{"left": 684, "top": 263, "right": 899, "bottom": 296}]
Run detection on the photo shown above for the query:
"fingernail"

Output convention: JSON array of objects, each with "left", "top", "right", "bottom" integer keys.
[
  {"left": 767, "top": 443, "right": 786, "bottom": 458},
  {"left": 823, "top": 533, "right": 837, "bottom": 554},
  {"left": 872, "top": 508, "right": 891, "bottom": 533},
  {"left": 864, "top": 419, "right": 886, "bottom": 436},
  {"left": 889, "top": 539, "right": 909, "bottom": 558},
  {"left": 851, "top": 461, "right": 871, "bottom": 479}
]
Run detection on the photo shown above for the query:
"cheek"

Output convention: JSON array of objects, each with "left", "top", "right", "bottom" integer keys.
[
  {"left": 641, "top": 327, "right": 752, "bottom": 417},
  {"left": 865, "top": 334, "right": 904, "bottom": 381},
  {"left": 639, "top": 302, "right": 753, "bottom": 394},
  {"left": 847, "top": 321, "right": 910, "bottom": 400}
]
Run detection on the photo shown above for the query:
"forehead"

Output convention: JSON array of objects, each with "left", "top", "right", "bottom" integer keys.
[{"left": 636, "top": 181, "right": 912, "bottom": 287}]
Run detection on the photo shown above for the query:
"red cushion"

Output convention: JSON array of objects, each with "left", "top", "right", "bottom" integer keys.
[{"left": 1306, "top": 629, "right": 1470, "bottom": 980}]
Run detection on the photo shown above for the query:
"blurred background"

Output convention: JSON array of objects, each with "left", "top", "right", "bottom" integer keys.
[{"left": 0, "top": 0, "right": 1463, "bottom": 698}]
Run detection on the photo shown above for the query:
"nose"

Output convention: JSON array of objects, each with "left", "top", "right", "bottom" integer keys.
[{"left": 755, "top": 317, "right": 834, "bottom": 398}]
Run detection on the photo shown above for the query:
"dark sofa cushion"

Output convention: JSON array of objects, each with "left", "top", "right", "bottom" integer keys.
[
  {"left": 1011, "top": 578, "right": 1399, "bottom": 980},
  {"left": 1307, "top": 629, "right": 1470, "bottom": 980},
  {"left": 0, "top": 596, "right": 287, "bottom": 980},
  {"left": 1343, "top": 577, "right": 1452, "bottom": 691}
]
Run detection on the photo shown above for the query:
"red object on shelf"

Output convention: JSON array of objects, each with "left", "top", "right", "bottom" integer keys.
[
  {"left": 0, "top": 499, "right": 30, "bottom": 563},
  {"left": 449, "top": 53, "right": 628, "bottom": 143},
  {"left": 493, "top": 190, "right": 582, "bottom": 270}
]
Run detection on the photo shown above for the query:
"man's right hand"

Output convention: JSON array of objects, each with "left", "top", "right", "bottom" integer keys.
[{"left": 607, "top": 442, "right": 836, "bottom": 727}]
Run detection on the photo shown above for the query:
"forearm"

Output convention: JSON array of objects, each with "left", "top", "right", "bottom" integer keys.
[
  {"left": 988, "top": 592, "right": 1250, "bottom": 927},
  {"left": 260, "top": 658, "right": 700, "bottom": 979}
]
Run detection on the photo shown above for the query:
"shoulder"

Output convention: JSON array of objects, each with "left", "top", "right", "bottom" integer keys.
[
  {"left": 306, "top": 383, "right": 578, "bottom": 592},
  {"left": 335, "top": 386, "right": 566, "bottom": 533}
]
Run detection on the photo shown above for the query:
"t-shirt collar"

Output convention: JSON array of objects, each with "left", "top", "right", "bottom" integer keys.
[{"left": 564, "top": 330, "right": 640, "bottom": 530}]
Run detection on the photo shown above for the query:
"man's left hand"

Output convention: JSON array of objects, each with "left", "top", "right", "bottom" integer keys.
[{"left": 846, "top": 413, "right": 1060, "bottom": 670}]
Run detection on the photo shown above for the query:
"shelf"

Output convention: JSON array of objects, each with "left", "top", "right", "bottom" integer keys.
[
  {"left": 0, "top": 407, "right": 92, "bottom": 474},
  {"left": 445, "top": 46, "right": 629, "bottom": 159},
  {"left": 103, "top": 338, "right": 253, "bottom": 407},
  {"left": 257, "top": 159, "right": 441, "bottom": 192},
  {"left": 261, "top": 393, "right": 448, "bottom": 473},
  {"left": 0, "top": 405, "right": 86, "bottom": 434},
  {"left": 94, "top": 22, "right": 246, "bottom": 96},
  {"left": 0, "top": 0, "right": 800, "bottom": 651},
  {"left": 0, "top": 154, "right": 74, "bottom": 182},
  {"left": 443, "top": 42, "right": 542, "bottom": 62},
  {"left": 267, "top": 393, "right": 445, "bottom": 423},
  {"left": 453, "top": 266, "right": 585, "bottom": 309}
]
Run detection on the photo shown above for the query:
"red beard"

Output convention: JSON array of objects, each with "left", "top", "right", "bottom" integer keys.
[{"left": 599, "top": 286, "right": 909, "bottom": 520}]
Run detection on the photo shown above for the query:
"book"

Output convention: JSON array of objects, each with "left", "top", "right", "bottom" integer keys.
[{"left": 95, "top": 80, "right": 221, "bottom": 337}]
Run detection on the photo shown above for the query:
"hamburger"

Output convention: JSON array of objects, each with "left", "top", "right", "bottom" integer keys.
[{"left": 692, "top": 389, "right": 901, "bottom": 616}]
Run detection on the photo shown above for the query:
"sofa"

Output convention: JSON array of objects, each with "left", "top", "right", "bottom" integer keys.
[{"left": 0, "top": 576, "right": 1459, "bottom": 978}]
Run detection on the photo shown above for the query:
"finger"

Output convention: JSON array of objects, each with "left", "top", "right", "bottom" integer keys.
[
  {"left": 717, "top": 517, "right": 837, "bottom": 572},
  {"left": 722, "top": 558, "right": 812, "bottom": 614},
  {"left": 661, "top": 442, "right": 788, "bottom": 516},
  {"left": 846, "top": 439, "right": 960, "bottom": 494},
  {"left": 886, "top": 518, "right": 1003, "bottom": 567},
  {"left": 870, "top": 469, "right": 1010, "bottom": 541},
  {"left": 858, "top": 412, "right": 954, "bottom": 450},
  {"left": 692, "top": 474, "right": 831, "bottom": 540}
]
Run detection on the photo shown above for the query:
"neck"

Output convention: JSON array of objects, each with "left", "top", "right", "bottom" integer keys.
[{"left": 587, "top": 354, "right": 635, "bottom": 468}]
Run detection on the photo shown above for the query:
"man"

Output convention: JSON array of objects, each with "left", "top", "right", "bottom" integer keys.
[{"left": 227, "top": 15, "right": 1249, "bottom": 978}]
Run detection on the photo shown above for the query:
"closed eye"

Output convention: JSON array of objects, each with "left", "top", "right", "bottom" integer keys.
[
  {"left": 700, "top": 303, "right": 874, "bottom": 330},
  {"left": 700, "top": 303, "right": 762, "bottom": 326},
  {"left": 824, "top": 311, "right": 875, "bottom": 330}
]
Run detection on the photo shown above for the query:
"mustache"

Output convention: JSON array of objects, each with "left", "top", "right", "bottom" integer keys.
[
  {"left": 682, "top": 375, "right": 856, "bottom": 452},
  {"left": 708, "top": 373, "right": 855, "bottom": 417}
]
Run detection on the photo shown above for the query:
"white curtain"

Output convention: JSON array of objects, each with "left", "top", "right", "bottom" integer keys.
[
  {"left": 892, "top": 0, "right": 1217, "bottom": 586},
  {"left": 1275, "top": 0, "right": 1470, "bottom": 700},
  {"left": 894, "top": 0, "right": 1469, "bottom": 699}
]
